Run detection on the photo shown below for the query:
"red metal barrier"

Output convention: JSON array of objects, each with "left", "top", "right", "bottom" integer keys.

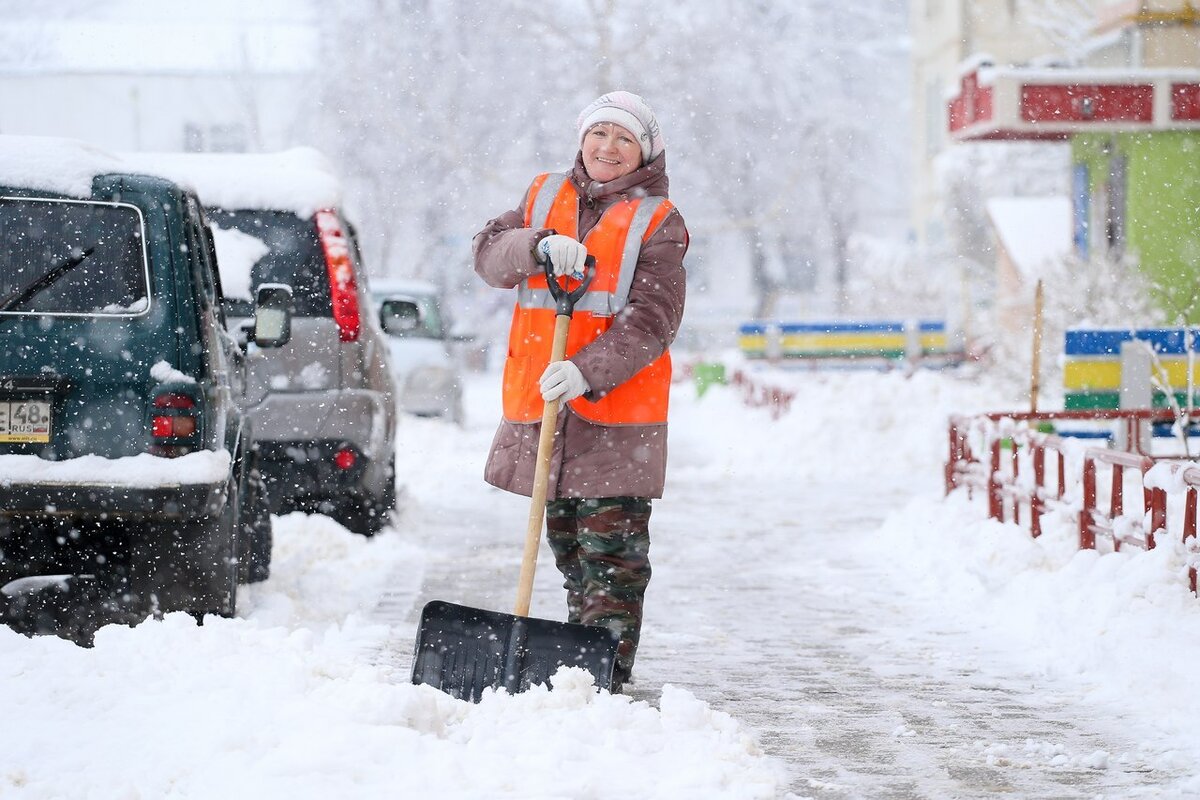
[
  {"left": 676, "top": 361, "right": 797, "bottom": 420},
  {"left": 728, "top": 369, "right": 796, "bottom": 420},
  {"left": 946, "top": 409, "right": 1200, "bottom": 595},
  {"left": 945, "top": 410, "right": 1190, "bottom": 496},
  {"left": 1159, "top": 463, "right": 1200, "bottom": 593},
  {"left": 1185, "top": 466, "right": 1200, "bottom": 594},
  {"left": 1078, "top": 447, "right": 1156, "bottom": 551}
]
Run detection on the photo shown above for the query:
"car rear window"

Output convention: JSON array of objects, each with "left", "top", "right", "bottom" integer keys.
[
  {"left": 0, "top": 196, "right": 150, "bottom": 316},
  {"left": 206, "top": 208, "right": 331, "bottom": 317}
]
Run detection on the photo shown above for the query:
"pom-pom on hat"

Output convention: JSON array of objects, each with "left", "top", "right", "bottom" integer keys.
[{"left": 576, "top": 91, "right": 664, "bottom": 164}]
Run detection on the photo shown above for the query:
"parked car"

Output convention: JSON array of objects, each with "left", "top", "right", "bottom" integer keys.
[
  {"left": 0, "top": 135, "right": 280, "bottom": 630},
  {"left": 124, "top": 149, "right": 397, "bottom": 535},
  {"left": 371, "top": 278, "right": 469, "bottom": 424}
]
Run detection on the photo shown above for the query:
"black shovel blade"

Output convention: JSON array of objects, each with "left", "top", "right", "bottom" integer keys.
[{"left": 411, "top": 600, "right": 620, "bottom": 702}]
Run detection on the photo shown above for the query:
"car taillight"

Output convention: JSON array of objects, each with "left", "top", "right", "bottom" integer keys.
[
  {"left": 315, "top": 209, "right": 360, "bottom": 342},
  {"left": 151, "top": 392, "right": 199, "bottom": 456},
  {"left": 333, "top": 446, "right": 357, "bottom": 471}
]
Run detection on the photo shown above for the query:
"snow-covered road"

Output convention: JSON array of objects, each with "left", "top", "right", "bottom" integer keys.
[
  {"left": 4, "top": 363, "right": 1200, "bottom": 798},
  {"left": 379, "top": 367, "right": 1200, "bottom": 797}
]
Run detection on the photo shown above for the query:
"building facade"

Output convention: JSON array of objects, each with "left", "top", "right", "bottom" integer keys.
[
  {"left": 917, "top": 1, "right": 1200, "bottom": 324},
  {"left": 0, "top": 13, "right": 316, "bottom": 153}
]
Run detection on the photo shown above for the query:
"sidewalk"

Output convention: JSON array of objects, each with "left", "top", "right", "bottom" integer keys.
[
  {"left": 373, "top": 372, "right": 1189, "bottom": 798},
  {"left": 638, "top": 475, "right": 1175, "bottom": 798},
  {"left": 376, "top": 464, "right": 1184, "bottom": 799}
]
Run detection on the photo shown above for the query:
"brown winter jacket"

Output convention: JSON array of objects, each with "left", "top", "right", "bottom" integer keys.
[{"left": 473, "top": 152, "right": 688, "bottom": 499}]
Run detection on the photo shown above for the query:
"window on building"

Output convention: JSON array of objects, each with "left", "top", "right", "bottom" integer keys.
[
  {"left": 183, "top": 123, "right": 205, "bottom": 153},
  {"left": 1107, "top": 155, "right": 1127, "bottom": 258},
  {"left": 1072, "top": 163, "right": 1090, "bottom": 260},
  {"left": 182, "top": 123, "right": 249, "bottom": 153}
]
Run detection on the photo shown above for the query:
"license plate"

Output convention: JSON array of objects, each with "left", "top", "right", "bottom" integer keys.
[{"left": 0, "top": 399, "right": 52, "bottom": 443}]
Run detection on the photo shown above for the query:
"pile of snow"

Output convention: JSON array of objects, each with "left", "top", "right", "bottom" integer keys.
[
  {"left": 870, "top": 488, "right": 1200, "bottom": 789},
  {"left": 9, "top": 357, "right": 1200, "bottom": 795},
  {"left": 0, "top": 509, "right": 783, "bottom": 799},
  {"left": 669, "top": 354, "right": 1001, "bottom": 488}
]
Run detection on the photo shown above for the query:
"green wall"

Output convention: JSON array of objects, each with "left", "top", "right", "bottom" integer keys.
[{"left": 1073, "top": 131, "right": 1200, "bottom": 322}]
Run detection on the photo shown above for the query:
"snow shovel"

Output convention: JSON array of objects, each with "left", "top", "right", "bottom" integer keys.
[{"left": 411, "top": 255, "right": 620, "bottom": 702}]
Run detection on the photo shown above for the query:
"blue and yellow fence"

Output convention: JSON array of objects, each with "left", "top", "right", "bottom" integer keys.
[
  {"left": 738, "top": 320, "right": 960, "bottom": 364},
  {"left": 1064, "top": 328, "right": 1200, "bottom": 411}
]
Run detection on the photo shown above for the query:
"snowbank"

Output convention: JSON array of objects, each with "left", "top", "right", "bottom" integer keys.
[
  {"left": 872, "top": 480, "right": 1200, "bottom": 791},
  {"left": 10, "top": 361, "right": 1200, "bottom": 795},
  {"left": 0, "top": 510, "right": 784, "bottom": 800}
]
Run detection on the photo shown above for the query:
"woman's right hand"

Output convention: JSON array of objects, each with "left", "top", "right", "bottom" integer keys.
[{"left": 536, "top": 234, "right": 588, "bottom": 279}]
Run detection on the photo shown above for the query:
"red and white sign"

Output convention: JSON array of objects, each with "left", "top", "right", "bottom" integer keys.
[{"left": 948, "top": 67, "right": 1200, "bottom": 141}]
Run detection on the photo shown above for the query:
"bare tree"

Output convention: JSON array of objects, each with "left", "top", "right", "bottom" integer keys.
[
  {"left": 317, "top": 0, "right": 911, "bottom": 327},
  {"left": 1017, "top": 0, "right": 1102, "bottom": 62}
]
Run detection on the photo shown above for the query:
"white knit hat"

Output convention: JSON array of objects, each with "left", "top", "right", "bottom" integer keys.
[{"left": 576, "top": 91, "right": 664, "bottom": 164}]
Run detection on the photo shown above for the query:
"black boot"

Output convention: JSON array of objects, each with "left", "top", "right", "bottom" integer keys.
[{"left": 610, "top": 663, "right": 633, "bottom": 694}]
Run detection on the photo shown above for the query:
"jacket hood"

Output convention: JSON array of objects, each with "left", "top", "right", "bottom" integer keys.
[{"left": 571, "top": 151, "right": 670, "bottom": 204}]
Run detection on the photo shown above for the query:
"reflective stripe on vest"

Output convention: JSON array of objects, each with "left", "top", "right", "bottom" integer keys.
[
  {"left": 527, "top": 173, "right": 569, "bottom": 233},
  {"left": 502, "top": 172, "right": 675, "bottom": 426}
]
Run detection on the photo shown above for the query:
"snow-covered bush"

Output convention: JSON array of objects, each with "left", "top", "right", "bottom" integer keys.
[{"left": 988, "top": 249, "right": 1164, "bottom": 398}]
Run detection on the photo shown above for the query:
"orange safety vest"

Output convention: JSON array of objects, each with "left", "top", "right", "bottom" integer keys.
[{"left": 502, "top": 172, "right": 676, "bottom": 426}]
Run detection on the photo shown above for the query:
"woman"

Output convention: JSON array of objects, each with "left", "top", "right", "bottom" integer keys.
[{"left": 472, "top": 91, "right": 688, "bottom": 691}]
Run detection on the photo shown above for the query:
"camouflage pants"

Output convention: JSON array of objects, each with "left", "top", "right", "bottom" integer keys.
[{"left": 545, "top": 496, "right": 652, "bottom": 677}]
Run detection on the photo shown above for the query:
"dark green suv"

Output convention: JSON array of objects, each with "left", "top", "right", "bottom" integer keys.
[{"left": 0, "top": 136, "right": 282, "bottom": 631}]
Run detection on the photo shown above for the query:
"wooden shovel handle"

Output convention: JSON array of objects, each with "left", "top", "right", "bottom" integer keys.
[{"left": 514, "top": 312, "right": 571, "bottom": 616}]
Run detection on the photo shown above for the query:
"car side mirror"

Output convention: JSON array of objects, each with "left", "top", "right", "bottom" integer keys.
[
  {"left": 380, "top": 299, "right": 422, "bottom": 336},
  {"left": 253, "top": 283, "right": 293, "bottom": 348}
]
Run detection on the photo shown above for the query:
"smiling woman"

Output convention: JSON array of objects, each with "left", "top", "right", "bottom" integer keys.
[
  {"left": 471, "top": 90, "right": 687, "bottom": 692},
  {"left": 581, "top": 122, "right": 643, "bottom": 183}
]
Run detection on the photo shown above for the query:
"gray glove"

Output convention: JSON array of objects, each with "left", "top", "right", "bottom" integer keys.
[{"left": 536, "top": 234, "right": 587, "bottom": 280}]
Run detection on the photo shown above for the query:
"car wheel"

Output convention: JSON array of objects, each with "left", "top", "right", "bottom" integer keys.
[
  {"left": 237, "top": 468, "right": 272, "bottom": 584},
  {"left": 336, "top": 497, "right": 375, "bottom": 537},
  {"left": 337, "top": 493, "right": 391, "bottom": 537}
]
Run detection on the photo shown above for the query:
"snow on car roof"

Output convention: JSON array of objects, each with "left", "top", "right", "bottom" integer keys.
[
  {"left": 121, "top": 147, "right": 343, "bottom": 218},
  {"left": 0, "top": 136, "right": 343, "bottom": 220},
  {"left": 0, "top": 134, "right": 125, "bottom": 198}
]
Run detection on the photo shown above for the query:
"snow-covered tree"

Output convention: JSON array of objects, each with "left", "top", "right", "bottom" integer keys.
[
  {"left": 1016, "top": 0, "right": 1101, "bottom": 63},
  {"left": 318, "top": 0, "right": 911, "bottom": 327}
]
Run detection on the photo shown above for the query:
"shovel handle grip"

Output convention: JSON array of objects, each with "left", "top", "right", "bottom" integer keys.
[
  {"left": 514, "top": 256, "right": 595, "bottom": 616},
  {"left": 542, "top": 254, "right": 596, "bottom": 315}
]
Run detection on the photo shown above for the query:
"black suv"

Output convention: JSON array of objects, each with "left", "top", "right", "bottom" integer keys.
[{"left": 0, "top": 136, "right": 287, "bottom": 636}]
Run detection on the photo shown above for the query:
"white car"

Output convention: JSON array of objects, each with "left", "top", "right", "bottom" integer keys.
[{"left": 372, "top": 279, "right": 469, "bottom": 424}]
